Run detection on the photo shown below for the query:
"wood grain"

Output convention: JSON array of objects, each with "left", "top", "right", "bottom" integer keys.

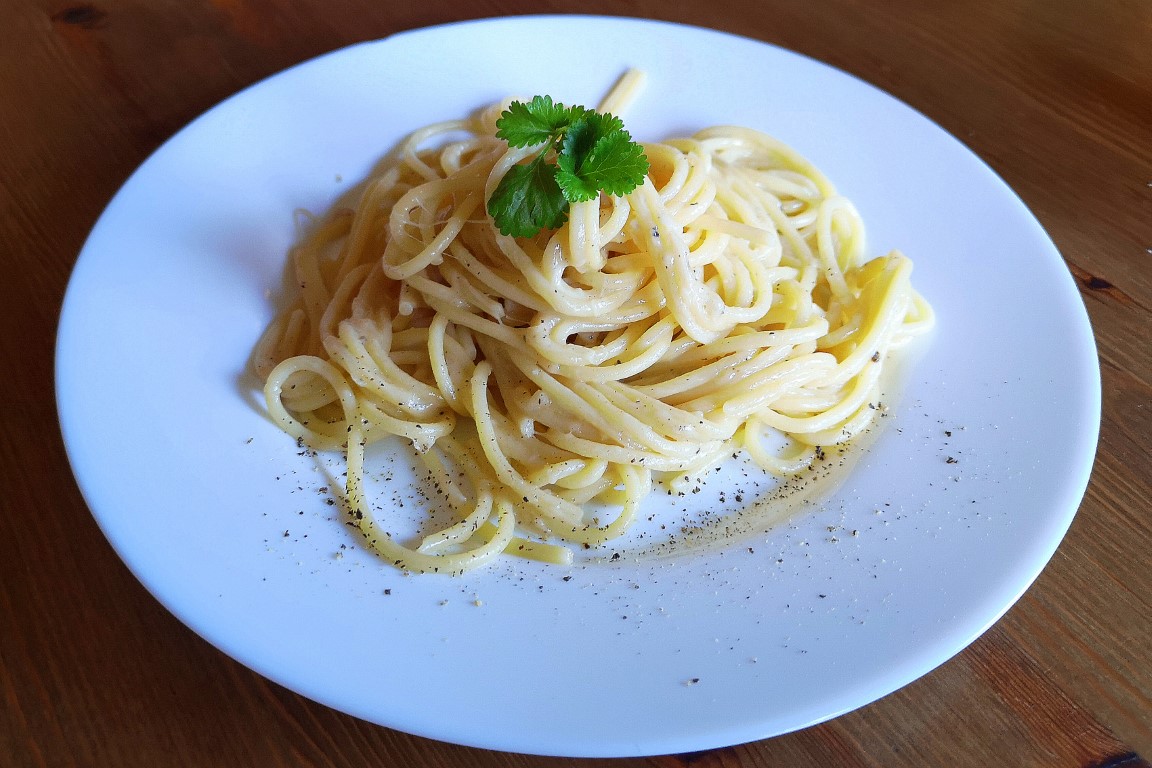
[{"left": 2, "top": 0, "right": 1149, "bottom": 766}]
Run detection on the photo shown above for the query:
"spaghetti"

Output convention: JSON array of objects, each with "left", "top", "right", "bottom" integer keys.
[{"left": 253, "top": 74, "right": 934, "bottom": 574}]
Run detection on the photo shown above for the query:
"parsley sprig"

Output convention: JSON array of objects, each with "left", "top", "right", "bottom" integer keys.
[{"left": 486, "top": 96, "right": 650, "bottom": 238}]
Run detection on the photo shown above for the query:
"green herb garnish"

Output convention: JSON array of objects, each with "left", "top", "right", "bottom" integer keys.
[{"left": 486, "top": 95, "right": 650, "bottom": 238}]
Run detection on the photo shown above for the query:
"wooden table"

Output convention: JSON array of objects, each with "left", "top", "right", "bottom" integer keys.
[{"left": 2, "top": 1, "right": 1149, "bottom": 765}]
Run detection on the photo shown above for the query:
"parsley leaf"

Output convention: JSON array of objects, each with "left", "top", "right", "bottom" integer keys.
[
  {"left": 487, "top": 158, "right": 569, "bottom": 238},
  {"left": 558, "top": 129, "right": 649, "bottom": 200},
  {"left": 495, "top": 96, "right": 579, "bottom": 148},
  {"left": 487, "top": 96, "right": 649, "bottom": 238},
  {"left": 560, "top": 112, "right": 625, "bottom": 162}
]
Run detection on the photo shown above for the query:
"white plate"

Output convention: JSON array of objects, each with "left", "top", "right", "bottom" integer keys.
[{"left": 55, "top": 16, "right": 1100, "bottom": 758}]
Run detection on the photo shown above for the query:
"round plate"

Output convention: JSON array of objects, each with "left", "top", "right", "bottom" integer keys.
[{"left": 55, "top": 15, "right": 1100, "bottom": 757}]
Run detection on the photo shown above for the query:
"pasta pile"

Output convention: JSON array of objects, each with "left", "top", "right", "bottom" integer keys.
[{"left": 253, "top": 78, "right": 933, "bottom": 574}]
